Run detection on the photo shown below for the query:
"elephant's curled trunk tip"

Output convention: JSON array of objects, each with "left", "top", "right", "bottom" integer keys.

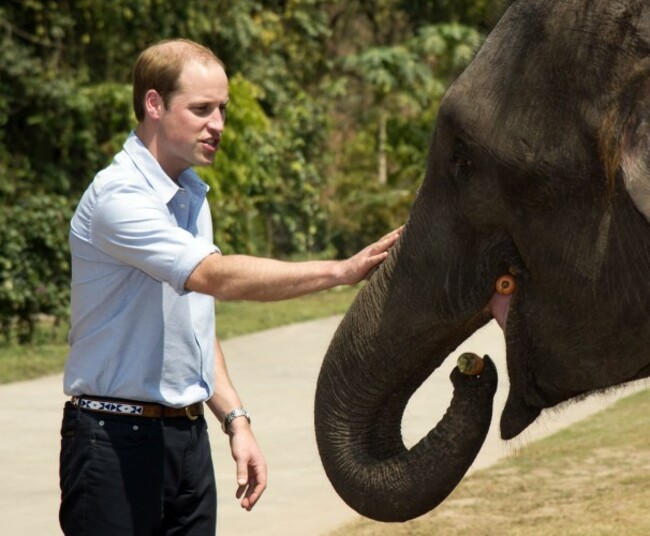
[{"left": 457, "top": 352, "right": 486, "bottom": 376}]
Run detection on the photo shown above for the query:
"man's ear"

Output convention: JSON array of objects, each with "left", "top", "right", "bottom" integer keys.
[
  {"left": 143, "top": 89, "right": 165, "bottom": 120},
  {"left": 621, "top": 78, "right": 650, "bottom": 222}
]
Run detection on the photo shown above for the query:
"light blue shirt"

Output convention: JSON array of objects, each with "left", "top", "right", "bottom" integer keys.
[{"left": 64, "top": 132, "right": 220, "bottom": 407}]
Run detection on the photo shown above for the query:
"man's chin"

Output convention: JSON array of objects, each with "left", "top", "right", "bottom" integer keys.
[{"left": 195, "top": 154, "right": 217, "bottom": 167}]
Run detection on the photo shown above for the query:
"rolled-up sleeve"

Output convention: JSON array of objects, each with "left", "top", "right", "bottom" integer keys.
[{"left": 90, "top": 181, "right": 219, "bottom": 293}]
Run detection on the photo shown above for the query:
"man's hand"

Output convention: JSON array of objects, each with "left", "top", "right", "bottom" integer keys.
[
  {"left": 228, "top": 419, "right": 267, "bottom": 511},
  {"left": 338, "top": 226, "right": 403, "bottom": 285}
]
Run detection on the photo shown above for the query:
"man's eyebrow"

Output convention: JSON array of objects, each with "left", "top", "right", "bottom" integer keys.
[{"left": 190, "top": 98, "right": 228, "bottom": 106}]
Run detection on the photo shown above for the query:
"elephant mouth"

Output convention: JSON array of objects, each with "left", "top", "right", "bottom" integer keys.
[
  {"left": 487, "top": 290, "right": 511, "bottom": 330},
  {"left": 485, "top": 272, "right": 547, "bottom": 440}
]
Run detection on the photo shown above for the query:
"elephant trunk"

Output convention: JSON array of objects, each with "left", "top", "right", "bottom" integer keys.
[{"left": 314, "top": 244, "right": 499, "bottom": 521}]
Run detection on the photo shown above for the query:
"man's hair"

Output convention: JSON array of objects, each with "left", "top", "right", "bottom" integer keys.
[{"left": 132, "top": 39, "right": 225, "bottom": 122}]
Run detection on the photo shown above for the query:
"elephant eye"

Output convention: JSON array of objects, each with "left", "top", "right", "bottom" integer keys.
[{"left": 450, "top": 139, "right": 472, "bottom": 180}]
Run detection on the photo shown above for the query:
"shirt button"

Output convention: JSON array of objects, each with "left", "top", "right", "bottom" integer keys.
[
  {"left": 132, "top": 425, "right": 139, "bottom": 431},
  {"left": 180, "top": 204, "right": 186, "bottom": 209}
]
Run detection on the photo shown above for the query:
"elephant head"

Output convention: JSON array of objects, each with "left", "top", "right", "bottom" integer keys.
[{"left": 315, "top": 0, "right": 650, "bottom": 522}]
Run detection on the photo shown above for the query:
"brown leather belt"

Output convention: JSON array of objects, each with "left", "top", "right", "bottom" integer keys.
[{"left": 71, "top": 396, "right": 204, "bottom": 420}]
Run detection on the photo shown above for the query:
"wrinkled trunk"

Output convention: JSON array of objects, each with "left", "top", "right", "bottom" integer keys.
[
  {"left": 315, "top": 339, "right": 497, "bottom": 520},
  {"left": 315, "top": 202, "right": 504, "bottom": 521}
]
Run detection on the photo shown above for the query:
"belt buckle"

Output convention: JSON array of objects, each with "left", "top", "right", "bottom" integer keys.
[{"left": 185, "top": 405, "right": 199, "bottom": 421}]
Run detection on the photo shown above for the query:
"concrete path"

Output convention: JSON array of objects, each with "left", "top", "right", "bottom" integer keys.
[{"left": 0, "top": 317, "right": 646, "bottom": 535}]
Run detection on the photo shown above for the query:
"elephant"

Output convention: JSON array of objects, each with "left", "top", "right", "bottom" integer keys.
[{"left": 314, "top": 0, "right": 650, "bottom": 523}]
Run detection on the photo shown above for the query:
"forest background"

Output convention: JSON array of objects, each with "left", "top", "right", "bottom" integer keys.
[{"left": 0, "top": 0, "right": 509, "bottom": 344}]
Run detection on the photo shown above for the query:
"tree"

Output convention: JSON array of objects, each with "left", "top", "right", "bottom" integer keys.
[
  {"left": 399, "top": 0, "right": 511, "bottom": 31},
  {"left": 0, "top": 195, "right": 73, "bottom": 344},
  {"left": 324, "top": 5, "right": 484, "bottom": 255},
  {"left": 202, "top": 0, "right": 335, "bottom": 256}
]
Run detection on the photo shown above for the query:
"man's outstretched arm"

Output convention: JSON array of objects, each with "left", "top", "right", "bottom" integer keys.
[{"left": 186, "top": 227, "right": 402, "bottom": 301}]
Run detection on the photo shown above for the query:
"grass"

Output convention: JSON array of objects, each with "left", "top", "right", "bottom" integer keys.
[
  {"left": 214, "top": 285, "right": 359, "bottom": 339},
  {"left": 0, "top": 285, "right": 360, "bottom": 384},
  {"left": 0, "top": 342, "right": 69, "bottom": 384},
  {"left": 328, "top": 388, "right": 650, "bottom": 536}
]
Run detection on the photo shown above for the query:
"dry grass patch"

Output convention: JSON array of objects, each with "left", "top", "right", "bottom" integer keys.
[{"left": 329, "top": 388, "right": 650, "bottom": 536}]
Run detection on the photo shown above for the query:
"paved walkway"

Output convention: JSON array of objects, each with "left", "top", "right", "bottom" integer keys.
[{"left": 0, "top": 317, "right": 646, "bottom": 535}]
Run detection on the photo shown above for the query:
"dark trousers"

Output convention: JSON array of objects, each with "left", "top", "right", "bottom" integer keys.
[{"left": 59, "top": 402, "right": 217, "bottom": 536}]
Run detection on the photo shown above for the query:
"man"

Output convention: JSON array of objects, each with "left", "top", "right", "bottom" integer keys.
[{"left": 59, "top": 39, "right": 400, "bottom": 535}]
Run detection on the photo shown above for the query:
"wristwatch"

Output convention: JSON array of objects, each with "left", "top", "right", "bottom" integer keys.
[{"left": 222, "top": 407, "right": 251, "bottom": 433}]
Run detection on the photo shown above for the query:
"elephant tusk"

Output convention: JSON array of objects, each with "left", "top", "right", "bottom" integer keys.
[
  {"left": 495, "top": 274, "right": 516, "bottom": 296},
  {"left": 457, "top": 352, "right": 486, "bottom": 376}
]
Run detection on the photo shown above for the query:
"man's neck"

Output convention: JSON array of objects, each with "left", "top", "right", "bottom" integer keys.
[{"left": 134, "top": 124, "right": 185, "bottom": 184}]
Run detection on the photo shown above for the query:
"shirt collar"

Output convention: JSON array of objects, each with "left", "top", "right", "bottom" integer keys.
[
  {"left": 122, "top": 131, "right": 209, "bottom": 204},
  {"left": 178, "top": 168, "right": 210, "bottom": 200}
]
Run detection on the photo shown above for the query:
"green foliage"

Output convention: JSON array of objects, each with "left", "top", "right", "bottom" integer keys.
[
  {"left": 0, "top": 0, "right": 494, "bottom": 341},
  {"left": 201, "top": 75, "right": 330, "bottom": 256},
  {"left": 202, "top": 0, "right": 333, "bottom": 256},
  {"left": 399, "top": 0, "right": 511, "bottom": 30},
  {"left": 215, "top": 285, "right": 359, "bottom": 339},
  {"left": 0, "top": 195, "right": 73, "bottom": 344},
  {"left": 261, "top": 91, "right": 330, "bottom": 255},
  {"left": 328, "top": 179, "right": 414, "bottom": 257},
  {"left": 329, "top": 22, "right": 483, "bottom": 255},
  {"left": 0, "top": 341, "right": 69, "bottom": 384},
  {"left": 0, "top": 32, "right": 133, "bottom": 197},
  {"left": 199, "top": 75, "right": 274, "bottom": 255}
]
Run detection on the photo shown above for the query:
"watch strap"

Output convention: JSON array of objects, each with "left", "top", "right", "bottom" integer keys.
[{"left": 222, "top": 407, "right": 250, "bottom": 433}]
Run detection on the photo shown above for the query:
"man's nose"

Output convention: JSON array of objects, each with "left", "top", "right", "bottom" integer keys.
[{"left": 208, "top": 110, "right": 225, "bottom": 130}]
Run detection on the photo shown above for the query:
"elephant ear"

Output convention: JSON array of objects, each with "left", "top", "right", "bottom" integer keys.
[{"left": 621, "top": 78, "right": 650, "bottom": 222}]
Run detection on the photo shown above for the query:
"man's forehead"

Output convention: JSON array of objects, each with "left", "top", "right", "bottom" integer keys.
[
  {"left": 180, "top": 59, "right": 226, "bottom": 80},
  {"left": 177, "top": 60, "right": 228, "bottom": 95}
]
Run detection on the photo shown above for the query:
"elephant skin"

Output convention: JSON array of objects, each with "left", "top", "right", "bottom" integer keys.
[{"left": 315, "top": 0, "right": 650, "bottom": 523}]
